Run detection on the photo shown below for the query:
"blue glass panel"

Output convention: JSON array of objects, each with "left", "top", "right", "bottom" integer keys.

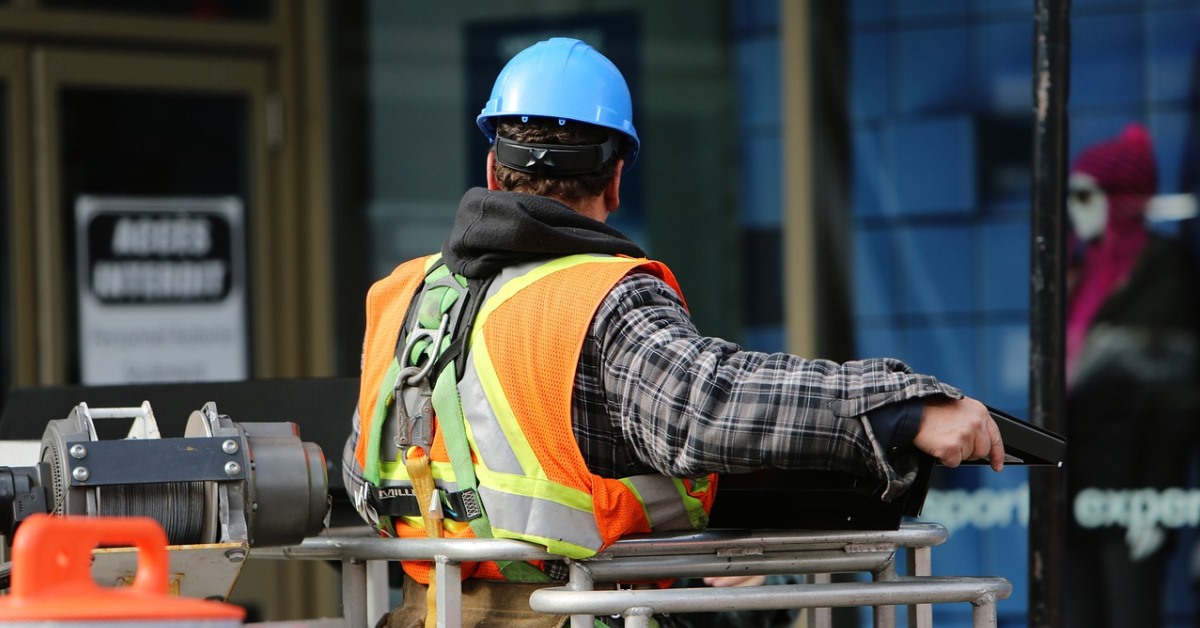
[
  {"left": 1165, "top": 528, "right": 1200, "bottom": 618},
  {"left": 897, "top": 25, "right": 972, "bottom": 114},
  {"left": 732, "top": 0, "right": 778, "bottom": 33},
  {"left": 897, "top": 0, "right": 968, "bottom": 21},
  {"left": 899, "top": 224, "right": 975, "bottom": 315},
  {"left": 974, "top": 0, "right": 1030, "bottom": 17},
  {"left": 976, "top": 115, "right": 1033, "bottom": 211},
  {"left": 976, "top": 20, "right": 1031, "bottom": 114},
  {"left": 888, "top": 117, "right": 976, "bottom": 215},
  {"left": 980, "top": 220, "right": 1030, "bottom": 313},
  {"left": 853, "top": 227, "right": 902, "bottom": 319},
  {"left": 853, "top": 126, "right": 894, "bottom": 217},
  {"left": 740, "top": 325, "right": 785, "bottom": 354},
  {"left": 850, "top": 0, "right": 889, "bottom": 23},
  {"left": 1072, "top": 13, "right": 1144, "bottom": 109},
  {"left": 904, "top": 321, "right": 979, "bottom": 393},
  {"left": 1149, "top": 110, "right": 1188, "bottom": 196},
  {"left": 1146, "top": 8, "right": 1200, "bottom": 106},
  {"left": 979, "top": 467, "right": 1031, "bottom": 614},
  {"left": 1069, "top": 113, "right": 1141, "bottom": 167},
  {"left": 852, "top": 31, "right": 890, "bottom": 121},
  {"left": 1074, "top": 0, "right": 1138, "bottom": 8},
  {"left": 854, "top": 323, "right": 906, "bottom": 360},
  {"left": 736, "top": 37, "right": 780, "bottom": 129},
  {"left": 739, "top": 134, "right": 782, "bottom": 227},
  {"left": 983, "top": 321, "right": 1030, "bottom": 413}
]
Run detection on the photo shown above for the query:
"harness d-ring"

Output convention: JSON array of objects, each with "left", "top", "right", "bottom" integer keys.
[
  {"left": 394, "top": 312, "right": 448, "bottom": 465},
  {"left": 398, "top": 312, "right": 450, "bottom": 387}
]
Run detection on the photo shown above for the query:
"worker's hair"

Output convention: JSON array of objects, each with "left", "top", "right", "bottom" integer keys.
[{"left": 491, "top": 118, "right": 626, "bottom": 202}]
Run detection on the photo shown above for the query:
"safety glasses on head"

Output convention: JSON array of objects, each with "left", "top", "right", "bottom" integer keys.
[
  {"left": 477, "top": 37, "right": 640, "bottom": 171},
  {"left": 493, "top": 133, "right": 620, "bottom": 176}
]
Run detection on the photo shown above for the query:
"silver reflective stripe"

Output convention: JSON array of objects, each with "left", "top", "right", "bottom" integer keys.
[
  {"left": 478, "top": 485, "right": 605, "bottom": 553},
  {"left": 627, "top": 475, "right": 695, "bottom": 530},
  {"left": 459, "top": 360, "right": 524, "bottom": 475},
  {"left": 430, "top": 256, "right": 699, "bottom": 554},
  {"left": 455, "top": 263, "right": 535, "bottom": 476}
]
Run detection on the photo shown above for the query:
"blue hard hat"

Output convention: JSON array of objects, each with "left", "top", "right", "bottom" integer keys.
[{"left": 477, "top": 37, "right": 640, "bottom": 169}]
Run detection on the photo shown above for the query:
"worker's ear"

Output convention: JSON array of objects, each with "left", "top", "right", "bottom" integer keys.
[
  {"left": 603, "top": 160, "right": 623, "bottom": 214},
  {"left": 486, "top": 151, "right": 501, "bottom": 191}
]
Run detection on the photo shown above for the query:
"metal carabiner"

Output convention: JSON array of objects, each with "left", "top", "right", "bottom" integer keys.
[
  {"left": 398, "top": 312, "right": 450, "bottom": 387},
  {"left": 392, "top": 312, "right": 448, "bottom": 462}
]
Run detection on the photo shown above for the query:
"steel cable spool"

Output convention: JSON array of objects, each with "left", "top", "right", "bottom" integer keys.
[
  {"left": 24, "top": 400, "right": 329, "bottom": 548},
  {"left": 36, "top": 401, "right": 220, "bottom": 547},
  {"left": 98, "top": 481, "right": 207, "bottom": 545}
]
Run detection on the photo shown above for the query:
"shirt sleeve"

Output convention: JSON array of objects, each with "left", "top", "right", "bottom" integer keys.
[
  {"left": 592, "top": 272, "right": 959, "bottom": 495},
  {"left": 866, "top": 398, "right": 925, "bottom": 456}
]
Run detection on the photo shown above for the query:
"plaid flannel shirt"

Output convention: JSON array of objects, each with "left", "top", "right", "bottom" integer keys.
[{"left": 342, "top": 268, "right": 960, "bottom": 547}]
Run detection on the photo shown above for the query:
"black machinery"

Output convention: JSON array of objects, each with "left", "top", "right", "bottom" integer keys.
[{"left": 0, "top": 400, "right": 329, "bottom": 547}]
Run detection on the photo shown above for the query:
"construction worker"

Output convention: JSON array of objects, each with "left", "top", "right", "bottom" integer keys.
[{"left": 342, "top": 37, "right": 1004, "bottom": 628}]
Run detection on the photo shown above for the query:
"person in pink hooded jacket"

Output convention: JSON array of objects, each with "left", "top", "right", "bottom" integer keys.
[{"left": 1065, "top": 124, "right": 1200, "bottom": 628}]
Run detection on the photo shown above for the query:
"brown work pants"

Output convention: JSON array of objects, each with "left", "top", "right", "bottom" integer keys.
[{"left": 376, "top": 573, "right": 568, "bottom": 628}]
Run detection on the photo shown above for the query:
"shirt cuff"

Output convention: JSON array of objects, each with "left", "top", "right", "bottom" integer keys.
[{"left": 866, "top": 398, "right": 924, "bottom": 455}]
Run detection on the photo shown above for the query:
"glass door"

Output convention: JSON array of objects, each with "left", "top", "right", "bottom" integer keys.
[{"left": 32, "top": 48, "right": 273, "bottom": 384}]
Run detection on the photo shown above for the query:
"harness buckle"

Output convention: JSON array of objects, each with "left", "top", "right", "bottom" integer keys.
[{"left": 394, "top": 312, "right": 449, "bottom": 462}]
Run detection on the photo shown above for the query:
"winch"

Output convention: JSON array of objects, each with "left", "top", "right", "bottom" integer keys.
[{"left": 1, "top": 400, "right": 329, "bottom": 547}]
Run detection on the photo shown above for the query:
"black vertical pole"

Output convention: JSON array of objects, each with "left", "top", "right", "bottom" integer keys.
[{"left": 1029, "top": 0, "right": 1070, "bottom": 626}]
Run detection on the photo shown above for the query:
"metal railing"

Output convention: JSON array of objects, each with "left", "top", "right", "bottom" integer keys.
[{"left": 253, "top": 523, "right": 1011, "bottom": 628}]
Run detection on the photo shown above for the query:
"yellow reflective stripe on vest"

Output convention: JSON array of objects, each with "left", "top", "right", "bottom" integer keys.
[
  {"left": 370, "top": 254, "right": 709, "bottom": 557},
  {"left": 469, "top": 254, "right": 648, "bottom": 478}
]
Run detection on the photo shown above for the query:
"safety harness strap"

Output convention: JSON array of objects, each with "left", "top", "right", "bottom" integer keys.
[
  {"left": 399, "top": 262, "right": 550, "bottom": 583},
  {"left": 367, "top": 484, "right": 482, "bottom": 522}
]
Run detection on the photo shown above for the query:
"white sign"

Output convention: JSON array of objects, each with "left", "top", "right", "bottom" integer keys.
[{"left": 76, "top": 196, "right": 248, "bottom": 384}]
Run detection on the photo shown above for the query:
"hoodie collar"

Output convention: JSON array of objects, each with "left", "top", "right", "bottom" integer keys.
[{"left": 440, "top": 187, "right": 646, "bottom": 279}]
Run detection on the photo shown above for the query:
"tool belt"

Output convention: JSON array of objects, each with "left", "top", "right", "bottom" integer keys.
[{"left": 377, "top": 574, "right": 567, "bottom": 628}]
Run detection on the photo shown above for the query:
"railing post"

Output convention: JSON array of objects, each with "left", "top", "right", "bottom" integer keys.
[
  {"left": 810, "top": 573, "right": 833, "bottom": 628},
  {"left": 568, "top": 560, "right": 596, "bottom": 628},
  {"left": 366, "top": 559, "right": 389, "bottom": 625},
  {"left": 908, "top": 546, "right": 933, "bottom": 627},
  {"left": 341, "top": 558, "right": 367, "bottom": 628},
  {"left": 973, "top": 594, "right": 1001, "bottom": 628},
  {"left": 873, "top": 556, "right": 897, "bottom": 628},
  {"left": 434, "top": 555, "right": 462, "bottom": 628}
]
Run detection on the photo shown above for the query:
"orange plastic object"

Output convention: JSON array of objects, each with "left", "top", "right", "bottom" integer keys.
[{"left": 0, "top": 514, "right": 245, "bottom": 623}]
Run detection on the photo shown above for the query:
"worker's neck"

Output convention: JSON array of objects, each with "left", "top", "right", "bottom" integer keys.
[{"left": 561, "top": 195, "right": 609, "bottom": 223}]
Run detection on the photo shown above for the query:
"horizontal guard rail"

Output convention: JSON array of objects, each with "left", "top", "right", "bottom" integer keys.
[
  {"left": 251, "top": 523, "right": 1009, "bottom": 628},
  {"left": 593, "top": 523, "right": 949, "bottom": 557},
  {"left": 530, "top": 577, "right": 1013, "bottom": 628},
  {"left": 574, "top": 549, "right": 897, "bottom": 581}
]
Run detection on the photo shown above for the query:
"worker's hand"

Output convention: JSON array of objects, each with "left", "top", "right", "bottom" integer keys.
[
  {"left": 703, "top": 575, "right": 766, "bottom": 587},
  {"left": 912, "top": 396, "right": 1004, "bottom": 471}
]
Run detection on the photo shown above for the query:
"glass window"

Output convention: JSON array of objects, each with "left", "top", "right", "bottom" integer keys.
[
  {"left": 363, "top": 3, "right": 740, "bottom": 339},
  {"left": 845, "top": 2, "right": 1200, "bottom": 625}
]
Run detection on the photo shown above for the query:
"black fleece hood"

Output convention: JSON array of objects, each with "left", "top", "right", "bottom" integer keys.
[{"left": 440, "top": 187, "right": 646, "bottom": 279}]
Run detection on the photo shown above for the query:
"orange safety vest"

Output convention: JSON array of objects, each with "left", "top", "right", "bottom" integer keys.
[{"left": 355, "top": 254, "right": 717, "bottom": 583}]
